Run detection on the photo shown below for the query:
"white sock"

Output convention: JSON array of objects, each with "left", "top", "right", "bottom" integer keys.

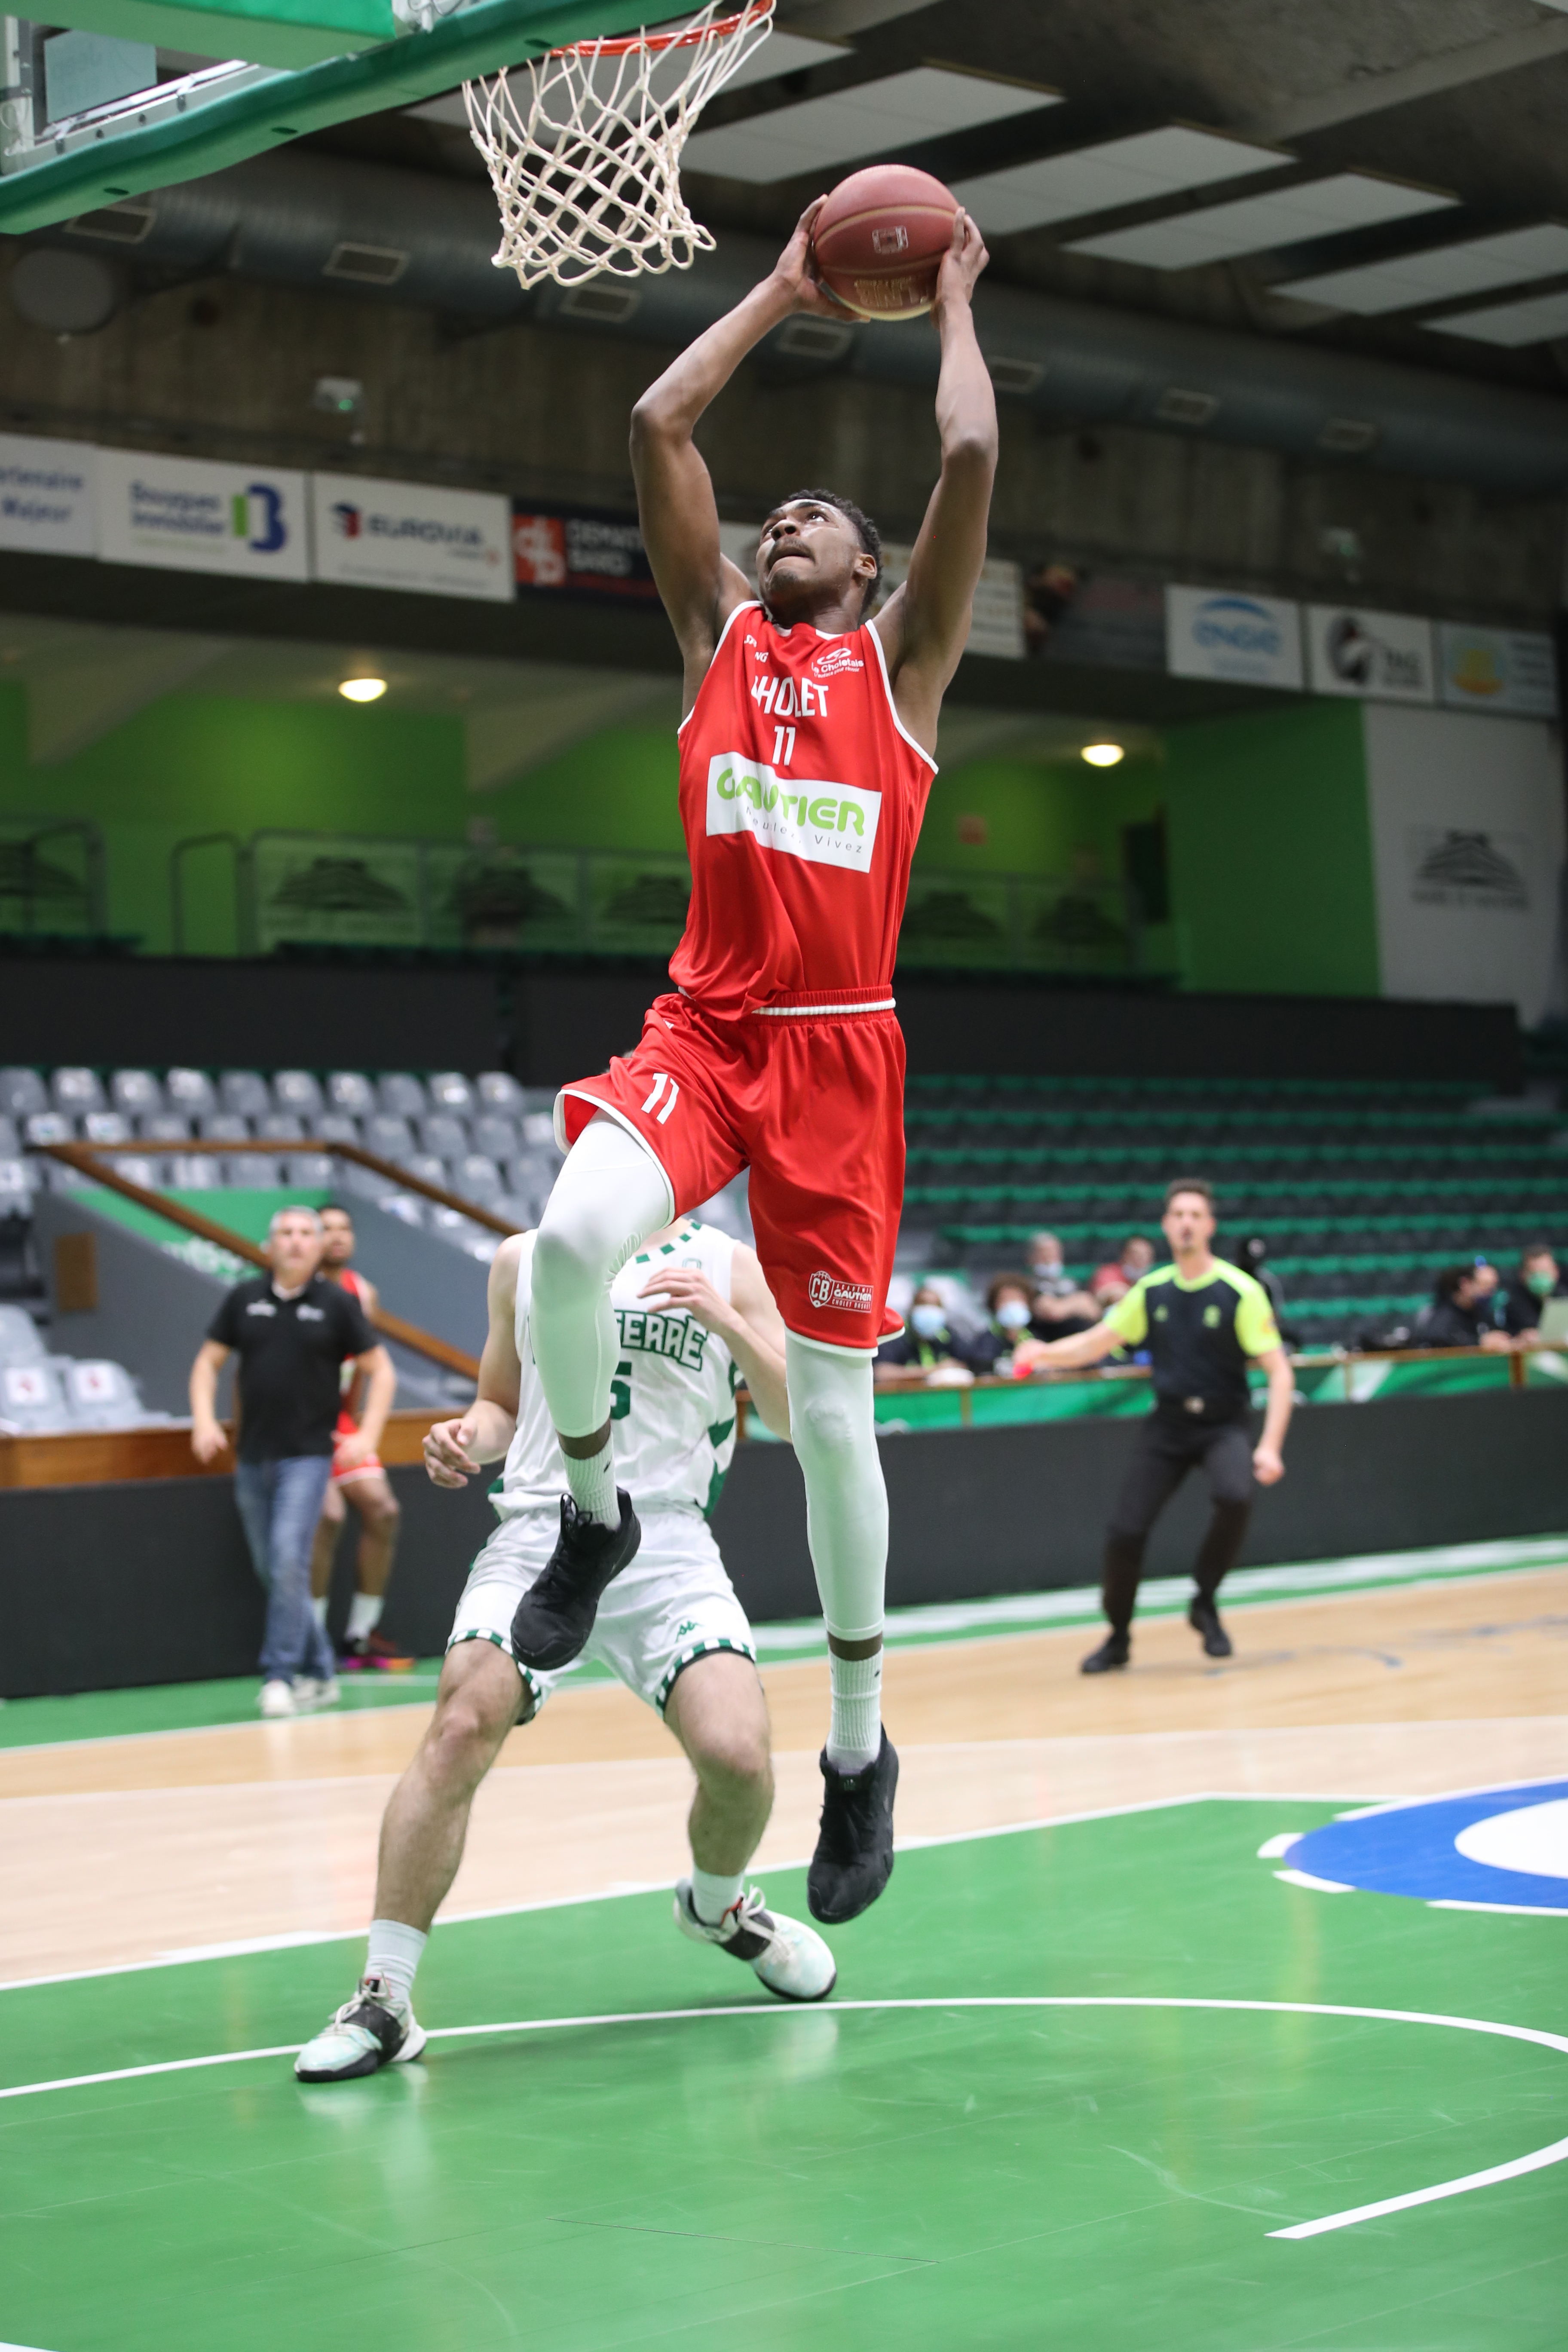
[
  {"left": 690, "top": 1866, "right": 745, "bottom": 1926},
  {"left": 366, "top": 1917, "right": 426, "bottom": 2006},
  {"left": 564, "top": 1430, "right": 619, "bottom": 1530},
  {"left": 309, "top": 1594, "right": 329, "bottom": 1630},
  {"left": 347, "top": 1590, "right": 383, "bottom": 1642},
  {"left": 827, "top": 1648, "right": 883, "bottom": 1775}
]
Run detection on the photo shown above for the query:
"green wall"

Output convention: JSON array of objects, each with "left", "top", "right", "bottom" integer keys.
[
  {"left": 1161, "top": 699, "right": 1379, "bottom": 997},
  {"left": 916, "top": 753, "right": 1165, "bottom": 879}
]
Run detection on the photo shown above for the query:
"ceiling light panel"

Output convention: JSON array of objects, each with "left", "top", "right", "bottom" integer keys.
[
  {"left": 1426, "top": 285, "right": 1568, "bottom": 346},
  {"left": 1065, "top": 173, "right": 1455, "bottom": 270},
  {"left": 951, "top": 125, "right": 1287, "bottom": 238},
  {"left": 1283, "top": 222, "right": 1568, "bottom": 313},
  {"left": 720, "top": 30, "right": 846, "bottom": 92},
  {"left": 682, "top": 66, "right": 1055, "bottom": 184}
]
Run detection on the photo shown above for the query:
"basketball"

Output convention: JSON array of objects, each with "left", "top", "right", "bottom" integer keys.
[{"left": 811, "top": 164, "right": 960, "bottom": 321}]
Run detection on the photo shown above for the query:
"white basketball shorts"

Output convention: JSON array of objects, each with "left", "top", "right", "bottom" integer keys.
[{"left": 449, "top": 1504, "right": 756, "bottom": 1718}]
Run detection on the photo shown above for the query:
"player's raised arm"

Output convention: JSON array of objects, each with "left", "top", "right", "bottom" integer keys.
[
  {"left": 423, "top": 1237, "right": 525, "bottom": 1488},
  {"left": 630, "top": 200, "right": 836, "bottom": 704},
  {"left": 873, "top": 210, "right": 997, "bottom": 752}
]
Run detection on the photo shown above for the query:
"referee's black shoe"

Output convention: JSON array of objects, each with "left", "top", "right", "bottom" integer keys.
[
  {"left": 1080, "top": 1630, "right": 1130, "bottom": 1674},
  {"left": 808, "top": 1732, "right": 898, "bottom": 1923},
  {"left": 1189, "top": 1596, "right": 1233, "bottom": 1659},
  {"left": 510, "top": 1491, "right": 640, "bottom": 1671}
]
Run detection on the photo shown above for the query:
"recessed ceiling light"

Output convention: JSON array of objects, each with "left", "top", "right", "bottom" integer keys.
[
  {"left": 339, "top": 677, "right": 386, "bottom": 703},
  {"left": 1081, "top": 741, "right": 1125, "bottom": 766}
]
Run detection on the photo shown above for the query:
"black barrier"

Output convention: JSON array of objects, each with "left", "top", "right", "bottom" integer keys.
[{"left": 3, "top": 1387, "right": 1565, "bottom": 1698}]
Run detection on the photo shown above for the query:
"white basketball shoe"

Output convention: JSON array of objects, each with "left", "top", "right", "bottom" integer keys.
[
  {"left": 294, "top": 1973, "right": 427, "bottom": 2081},
  {"left": 257, "top": 1678, "right": 295, "bottom": 1718},
  {"left": 674, "top": 1880, "right": 836, "bottom": 2002},
  {"left": 292, "top": 1675, "right": 341, "bottom": 1711}
]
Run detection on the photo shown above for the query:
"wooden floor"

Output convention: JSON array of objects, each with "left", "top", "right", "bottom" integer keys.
[{"left": 5, "top": 1567, "right": 1564, "bottom": 1984}]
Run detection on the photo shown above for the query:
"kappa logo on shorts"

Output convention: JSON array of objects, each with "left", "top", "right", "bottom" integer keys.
[{"left": 808, "top": 1269, "right": 875, "bottom": 1315}]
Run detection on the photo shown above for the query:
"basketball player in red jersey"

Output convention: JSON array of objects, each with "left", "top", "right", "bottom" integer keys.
[
  {"left": 309, "top": 1204, "right": 411, "bottom": 1671},
  {"left": 511, "top": 200, "right": 996, "bottom": 1924}
]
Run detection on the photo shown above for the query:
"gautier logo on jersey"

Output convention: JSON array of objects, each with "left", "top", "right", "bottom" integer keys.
[
  {"left": 707, "top": 754, "right": 881, "bottom": 872},
  {"left": 808, "top": 1270, "right": 874, "bottom": 1314}
]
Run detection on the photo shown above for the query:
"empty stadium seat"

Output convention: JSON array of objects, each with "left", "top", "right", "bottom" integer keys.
[
  {"left": 140, "top": 1114, "right": 191, "bottom": 1142},
  {"left": 477, "top": 1072, "right": 525, "bottom": 1111},
  {"left": 406, "top": 1154, "right": 450, "bottom": 1191},
  {"left": 62, "top": 1358, "right": 152, "bottom": 1428},
  {"left": 453, "top": 1153, "right": 503, "bottom": 1204},
  {"left": 220, "top": 1071, "right": 271, "bottom": 1119},
  {"left": 116, "top": 1155, "right": 162, "bottom": 1189},
  {"left": 312, "top": 1114, "right": 361, "bottom": 1146},
  {"left": 199, "top": 1114, "right": 251, "bottom": 1142},
  {"left": 224, "top": 1155, "right": 273, "bottom": 1187},
  {"left": 0, "top": 1305, "right": 45, "bottom": 1363},
  {"left": 364, "top": 1115, "right": 414, "bottom": 1160},
  {"left": 0, "top": 1159, "right": 32, "bottom": 1210},
  {"left": 285, "top": 1154, "right": 334, "bottom": 1187},
  {"left": 0, "top": 1069, "right": 46, "bottom": 1120},
  {"left": 378, "top": 1074, "right": 428, "bottom": 1118},
  {"left": 168, "top": 1156, "right": 220, "bottom": 1189},
  {"left": 166, "top": 1068, "right": 218, "bottom": 1118},
  {"left": 82, "top": 1112, "right": 132, "bottom": 1144},
  {"left": 325, "top": 1072, "right": 377, "bottom": 1116},
  {"left": 51, "top": 1068, "right": 104, "bottom": 1115},
  {"left": 24, "top": 1112, "right": 74, "bottom": 1147},
  {"left": 419, "top": 1114, "right": 469, "bottom": 1161},
  {"left": 273, "top": 1070, "right": 324, "bottom": 1118},
  {"left": 428, "top": 1072, "right": 474, "bottom": 1113},
  {"left": 257, "top": 1113, "right": 305, "bottom": 1143},
  {"left": 109, "top": 1069, "right": 163, "bottom": 1117},
  {"left": 0, "top": 1117, "right": 18, "bottom": 1157},
  {"left": 0, "top": 1357, "right": 70, "bottom": 1430},
  {"left": 472, "top": 1115, "right": 520, "bottom": 1161}
]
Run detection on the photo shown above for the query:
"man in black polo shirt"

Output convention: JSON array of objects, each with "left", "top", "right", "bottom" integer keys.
[
  {"left": 1020, "top": 1179, "right": 1294, "bottom": 1672},
  {"left": 189, "top": 1205, "right": 396, "bottom": 1718}
]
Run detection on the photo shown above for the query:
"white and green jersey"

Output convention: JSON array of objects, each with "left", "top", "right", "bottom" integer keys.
[{"left": 495, "top": 1219, "right": 742, "bottom": 1521}]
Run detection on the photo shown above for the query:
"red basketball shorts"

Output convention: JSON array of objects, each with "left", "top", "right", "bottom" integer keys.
[{"left": 556, "top": 988, "right": 905, "bottom": 1351}]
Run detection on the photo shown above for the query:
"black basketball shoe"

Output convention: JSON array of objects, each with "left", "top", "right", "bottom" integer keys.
[
  {"left": 1189, "top": 1596, "right": 1233, "bottom": 1658},
  {"left": 509, "top": 1490, "right": 641, "bottom": 1670},
  {"left": 807, "top": 1731, "right": 898, "bottom": 1924},
  {"left": 1080, "top": 1630, "right": 1130, "bottom": 1675}
]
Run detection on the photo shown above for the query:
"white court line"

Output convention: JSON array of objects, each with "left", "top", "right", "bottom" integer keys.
[{"left": 0, "top": 1995, "right": 1563, "bottom": 2243}]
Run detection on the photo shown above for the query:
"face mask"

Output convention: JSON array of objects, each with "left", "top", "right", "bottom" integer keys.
[
  {"left": 995, "top": 1298, "right": 1031, "bottom": 1330},
  {"left": 1528, "top": 1266, "right": 1557, "bottom": 1298},
  {"left": 910, "top": 1304, "right": 946, "bottom": 1339}
]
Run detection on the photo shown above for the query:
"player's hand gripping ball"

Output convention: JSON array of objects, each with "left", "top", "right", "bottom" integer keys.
[{"left": 810, "top": 164, "right": 961, "bottom": 320}]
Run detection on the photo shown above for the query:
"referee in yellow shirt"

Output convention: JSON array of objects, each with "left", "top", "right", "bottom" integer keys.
[{"left": 1021, "top": 1178, "right": 1295, "bottom": 1672}]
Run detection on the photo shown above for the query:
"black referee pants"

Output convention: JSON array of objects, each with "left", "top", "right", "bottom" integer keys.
[{"left": 1102, "top": 1413, "right": 1255, "bottom": 1635}]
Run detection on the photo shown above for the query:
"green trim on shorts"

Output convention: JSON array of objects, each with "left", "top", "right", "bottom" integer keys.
[
  {"left": 655, "top": 1635, "right": 756, "bottom": 1718},
  {"left": 447, "top": 1626, "right": 542, "bottom": 1721}
]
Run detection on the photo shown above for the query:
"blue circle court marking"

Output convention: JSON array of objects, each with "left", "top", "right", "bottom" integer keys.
[{"left": 1282, "top": 1779, "right": 1568, "bottom": 1911}]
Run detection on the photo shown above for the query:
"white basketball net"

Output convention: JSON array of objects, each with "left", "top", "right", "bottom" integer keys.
[{"left": 465, "top": 0, "right": 774, "bottom": 288}]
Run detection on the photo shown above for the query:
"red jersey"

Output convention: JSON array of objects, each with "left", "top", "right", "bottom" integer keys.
[{"left": 669, "top": 602, "right": 937, "bottom": 1020}]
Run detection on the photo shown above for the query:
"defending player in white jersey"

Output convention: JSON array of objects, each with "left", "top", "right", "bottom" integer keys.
[{"left": 295, "top": 1215, "right": 834, "bottom": 2081}]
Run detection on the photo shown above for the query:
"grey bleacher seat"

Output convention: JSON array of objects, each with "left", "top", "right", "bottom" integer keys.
[
  {"left": 168, "top": 1155, "right": 219, "bottom": 1189},
  {"left": 472, "top": 1115, "right": 520, "bottom": 1161},
  {"left": 364, "top": 1115, "right": 415, "bottom": 1161},
  {"left": 0, "top": 1158, "right": 31, "bottom": 1211},
  {"left": 51, "top": 1067, "right": 104, "bottom": 1115},
  {"left": 476, "top": 1071, "right": 525, "bottom": 1112},
  {"left": 273, "top": 1070, "right": 324, "bottom": 1118},
  {"left": 109, "top": 1069, "right": 163, "bottom": 1117},
  {"left": 326, "top": 1071, "right": 377, "bottom": 1116},
  {"left": 140, "top": 1113, "right": 191, "bottom": 1142},
  {"left": 429, "top": 1204, "right": 493, "bottom": 1254},
  {"left": 220, "top": 1070, "right": 271, "bottom": 1119},
  {"left": 380, "top": 1191, "right": 426, "bottom": 1228},
  {"left": 25, "top": 1111, "right": 74, "bottom": 1147},
  {"left": 0, "top": 1116, "right": 18, "bottom": 1157},
  {"left": 493, "top": 1193, "right": 531, "bottom": 1231},
  {"left": 43, "top": 1158, "right": 90, "bottom": 1191},
  {"left": 406, "top": 1154, "right": 450, "bottom": 1191},
  {"left": 0, "top": 1069, "right": 47, "bottom": 1120},
  {"left": 429, "top": 1072, "right": 475, "bottom": 1114},
  {"left": 378, "top": 1073, "right": 428, "bottom": 1119},
  {"left": 200, "top": 1113, "right": 251, "bottom": 1142},
  {"left": 82, "top": 1111, "right": 132, "bottom": 1144},
  {"left": 166, "top": 1068, "right": 217, "bottom": 1118},
  {"left": 454, "top": 1153, "right": 503, "bottom": 1204},
  {"left": 420, "top": 1113, "right": 469, "bottom": 1160},
  {"left": 224, "top": 1154, "right": 275, "bottom": 1186},
  {"left": 258, "top": 1112, "right": 305, "bottom": 1143},
  {"left": 340, "top": 1163, "right": 397, "bottom": 1203},
  {"left": 116, "top": 1155, "right": 162, "bottom": 1189},
  {"left": 312, "top": 1113, "right": 361, "bottom": 1146},
  {"left": 0, "top": 1305, "right": 45, "bottom": 1363},
  {"left": 285, "top": 1154, "right": 335, "bottom": 1187},
  {"left": 62, "top": 1358, "right": 153, "bottom": 1429},
  {"left": 0, "top": 1357, "right": 71, "bottom": 1431},
  {"left": 521, "top": 1111, "right": 560, "bottom": 1151}
]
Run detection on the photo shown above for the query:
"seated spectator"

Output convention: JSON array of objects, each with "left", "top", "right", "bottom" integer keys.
[
  {"left": 877, "top": 1282, "right": 1004, "bottom": 1384},
  {"left": 1502, "top": 1242, "right": 1565, "bottom": 1340},
  {"left": 1414, "top": 1265, "right": 1515, "bottom": 1352},
  {"left": 1023, "top": 1230, "right": 1099, "bottom": 1334},
  {"left": 1093, "top": 1234, "right": 1155, "bottom": 1294}
]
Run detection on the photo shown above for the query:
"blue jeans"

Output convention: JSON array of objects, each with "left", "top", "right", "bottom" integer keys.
[{"left": 234, "top": 1456, "right": 337, "bottom": 1684}]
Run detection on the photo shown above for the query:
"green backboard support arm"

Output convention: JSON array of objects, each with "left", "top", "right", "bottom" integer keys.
[{"left": 0, "top": 0, "right": 656, "bottom": 231}]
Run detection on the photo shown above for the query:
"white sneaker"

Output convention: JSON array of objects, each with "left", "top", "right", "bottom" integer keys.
[
  {"left": 674, "top": 1880, "right": 836, "bottom": 2003},
  {"left": 258, "top": 1678, "right": 295, "bottom": 1718},
  {"left": 292, "top": 1675, "right": 341, "bottom": 1711},
  {"left": 294, "top": 1972, "right": 427, "bottom": 2082}
]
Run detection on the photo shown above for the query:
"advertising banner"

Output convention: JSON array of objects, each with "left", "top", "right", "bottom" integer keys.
[
  {"left": 1305, "top": 604, "right": 1435, "bottom": 703},
  {"left": 1165, "top": 584, "right": 1303, "bottom": 689},
  {"left": 512, "top": 502, "right": 660, "bottom": 601},
  {"left": 96, "top": 448, "right": 308, "bottom": 579},
  {"left": 0, "top": 432, "right": 97, "bottom": 556},
  {"left": 311, "top": 473, "right": 512, "bottom": 601},
  {"left": 879, "top": 542, "right": 1026, "bottom": 660},
  {"left": 1437, "top": 622, "right": 1558, "bottom": 718}
]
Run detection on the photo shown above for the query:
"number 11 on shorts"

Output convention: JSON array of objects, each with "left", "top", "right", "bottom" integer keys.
[{"left": 642, "top": 1073, "right": 681, "bottom": 1124}]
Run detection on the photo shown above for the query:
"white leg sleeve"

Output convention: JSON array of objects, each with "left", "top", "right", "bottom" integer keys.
[
  {"left": 530, "top": 1114, "right": 673, "bottom": 1442},
  {"left": 785, "top": 1333, "right": 888, "bottom": 1644}
]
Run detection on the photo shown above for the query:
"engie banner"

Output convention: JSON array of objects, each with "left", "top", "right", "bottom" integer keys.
[
  {"left": 311, "top": 474, "right": 513, "bottom": 601},
  {"left": 0, "top": 432, "right": 97, "bottom": 556},
  {"left": 95, "top": 449, "right": 309, "bottom": 579},
  {"left": 1165, "top": 584, "right": 1304, "bottom": 689}
]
